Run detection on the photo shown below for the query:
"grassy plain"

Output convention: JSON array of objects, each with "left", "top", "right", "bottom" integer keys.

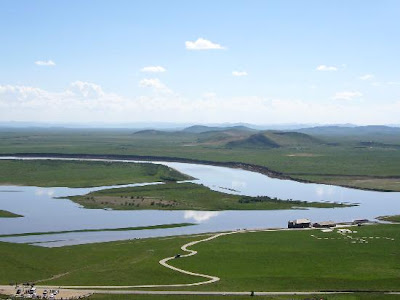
[
  {"left": 0, "top": 159, "right": 191, "bottom": 187},
  {"left": 170, "top": 224, "right": 400, "bottom": 292},
  {"left": 0, "top": 210, "right": 22, "bottom": 218},
  {"left": 70, "top": 182, "right": 349, "bottom": 210},
  {"left": 2, "top": 293, "right": 399, "bottom": 300},
  {"left": 88, "top": 293, "right": 400, "bottom": 300},
  {"left": 0, "top": 128, "right": 399, "bottom": 191},
  {"left": 0, "top": 224, "right": 398, "bottom": 292},
  {"left": 0, "top": 235, "right": 195, "bottom": 286}
]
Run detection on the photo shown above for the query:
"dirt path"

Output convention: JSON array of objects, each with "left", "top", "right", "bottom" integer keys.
[
  {"left": 34, "top": 228, "right": 309, "bottom": 290},
  {"left": 32, "top": 231, "right": 240, "bottom": 290}
]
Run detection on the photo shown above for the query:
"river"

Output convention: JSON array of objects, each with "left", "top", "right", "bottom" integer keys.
[{"left": 0, "top": 156, "right": 399, "bottom": 247}]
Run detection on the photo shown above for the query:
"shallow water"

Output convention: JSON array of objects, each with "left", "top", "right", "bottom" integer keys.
[{"left": 0, "top": 157, "right": 399, "bottom": 247}]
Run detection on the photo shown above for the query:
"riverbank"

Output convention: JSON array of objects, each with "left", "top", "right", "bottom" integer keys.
[
  {"left": 0, "top": 159, "right": 192, "bottom": 188},
  {"left": 1, "top": 153, "right": 398, "bottom": 192},
  {"left": 377, "top": 215, "right": 400, "bottom": 223}
]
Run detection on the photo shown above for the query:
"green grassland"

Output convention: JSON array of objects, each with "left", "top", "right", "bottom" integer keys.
[
  {"left": 0, "top": 210, "right": 22, "bottom": 218},
  {"left": 0, "top": 236, "right": 195, "bottom": 286},
  {"left": 69, "top": 182, "right": 349, "bottom": 210},
  {"left": 171, "top": 224, "right": 400, "bottom": 292},
  {"left": 1, "top": 293, "right": 399, "bottom": 300},
  {"left": 0, "top": 127, "right": 399, "bottom": 191},
  {"left": 0, "top": 224, "right": 398, "bottom": 292},
  {"left": 0, "top": 159, "right": 191, "bottom": 187},
  {"left": 88, "top": 293, "right": 400, "bottom": 300}
]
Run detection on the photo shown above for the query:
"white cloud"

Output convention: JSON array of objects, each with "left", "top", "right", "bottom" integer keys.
[
  {"left": 140, "top": 66, "right": 166, "bottom": 73},
  {"left": 184, "top": 211, "right": 220, "bottom": 222},
  {"left": 139, "top": 78, "right": 171, "bottom": 93},
  {"left": 359, "top": 74, "right": 374, "bottom": 80},
  {"left": 1, "top": 82, "right": 399, "bottom": 125},
  {"left": 232, "top": 71, "right": 248, "bottom": 77},
  {"left": 202, "top": 92, "right": 217, "bottom": 99},
  {"left": 69, "top": 81, "right": 105, "bottom": 98},
  {"left": 35, "top": 60, "right": 56, "bottom": 66},
  {"left": 332, "top": 91, "right": 363, "bottom": 101},
  {"left": 185, "top": 38, "right": 225, "bottom": 50},
  {"left": 316, "top": 65, "right": 338, "bottom": 71}
]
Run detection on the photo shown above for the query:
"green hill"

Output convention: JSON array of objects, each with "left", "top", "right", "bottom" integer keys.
[
  {"left": 132, "top": 129, "right": 167, "bottom": 135},
  {"left": 225, "top": 131, "right": 322, "bottom": 149},
  {"left": 226, "top": 133, "right": 280, "bottom": 148},
  {"left": 264, "top": 131, "right": 323, "bottom": 147},
  {"left": 197, "top": 129, "right": 254, "bottom": 145}
]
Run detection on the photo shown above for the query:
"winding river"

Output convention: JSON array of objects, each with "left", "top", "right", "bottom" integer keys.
[{"left": 0, "top": 156, "right": 399, "bottom": 247}]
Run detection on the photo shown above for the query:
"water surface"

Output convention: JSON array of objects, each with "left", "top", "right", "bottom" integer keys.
[{"left": 0, "top": 157, "right": 399, "bottom": 247}]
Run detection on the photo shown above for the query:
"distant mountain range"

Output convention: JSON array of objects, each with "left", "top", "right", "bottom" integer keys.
[
  {"left": 297, "top": 125, "right": 400, "bottom": 136},
  {"left": 3, "top": 121, "right": 399, "bottom": 130}
]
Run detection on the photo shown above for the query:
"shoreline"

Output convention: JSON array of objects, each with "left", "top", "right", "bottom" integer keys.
[{"left": 0, "top": 153, "right": 397, "bottom": 192}]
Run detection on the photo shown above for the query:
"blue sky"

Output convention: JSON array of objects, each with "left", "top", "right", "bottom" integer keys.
[{"left": 1, "top": 0, "right": 400, "bottom": 124}]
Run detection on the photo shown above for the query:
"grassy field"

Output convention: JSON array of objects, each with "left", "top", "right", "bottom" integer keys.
[
  {"left": 0, "top": 210, "right": 22, "bottom": 218},
  {"left": 378, "top": 215, "right": 400, "bottom": 223},
  {"left": 0, "top": 128, "right": 399, "bottom": 191},
  {"left": 0, "top": 223, "right": 194, "bottom": 238},
  {"left": 291, "top": 175, "right": 400, "bottom": 192},
  {"left": 88, "top": 293, "right": 400, "bottom": 300},
  {"left": 0, "top": 224, "right": 398, "bottom": 292},
  {"left": 0, "top": 159, "right": 191, "bottom": 187},
  {"left": 0, "top": 235, "right": 195, "bottom": 286},
  {"left": 69, "top": 182, "right": 349, "bottom": 210},
  {"left": 2, "top": 293, "right": 400, "bottom": 300},
  {"left": 171, "top": 224, "right": 400, "bottom": 292}
]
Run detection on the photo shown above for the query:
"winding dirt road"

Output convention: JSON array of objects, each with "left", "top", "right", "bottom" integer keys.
[{"left": 34, "top": 230, "right": 240, "bottom": 290}]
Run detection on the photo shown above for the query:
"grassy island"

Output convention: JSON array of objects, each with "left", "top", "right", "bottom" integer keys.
[
  {"left": 69, "top": 182, "right": 350, "bottom": 211},
  {"left": 0, "top": 210, "right": 22, "bottom": 218}
]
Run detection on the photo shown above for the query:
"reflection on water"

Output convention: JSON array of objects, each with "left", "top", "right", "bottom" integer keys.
[
  {"left": 315, "top": 186, "right": 335, "bottom": 197},
  {"left": 35, "top": 188, "right": 55, "bottom": 196},
  {"left": 0, "top": 156, "right": 399, "bottom": 247},
  {"left": 184, "top": 211, "right": 220, "bottom": 222},
  {"left": 231, "top": 180, "right": 247, "bottom": 190}
]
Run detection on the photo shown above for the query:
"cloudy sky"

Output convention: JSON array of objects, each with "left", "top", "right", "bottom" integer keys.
[{"left": 1, "top": 0, "right": 400, "bottom": 125}]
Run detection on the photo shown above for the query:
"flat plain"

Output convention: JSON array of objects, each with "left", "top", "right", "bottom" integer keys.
[{"left": 1, "top": 126, "right": 400, "bottom": 191}]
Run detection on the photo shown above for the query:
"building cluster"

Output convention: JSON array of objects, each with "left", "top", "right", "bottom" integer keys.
[
  {"left": 288, "top": 218, "right": 372, "bottom": 229},
  {"left": 288, "top": 218, "right": 336, "bottom": 228}
]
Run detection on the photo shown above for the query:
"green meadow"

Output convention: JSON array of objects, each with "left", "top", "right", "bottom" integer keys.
[
  {"left": 88, "top": 293, "right": 400, "bottom": 300},
  {"left": 0, "top": 224, "right": 399, "bottom": 292},
  {"left": 171, "top": 225, "right": 400, "bottom": 292},
  {"left": 0, "top": 159, "right": 191, "bottom": 188},
  {"left": 2, "top": 292, "right": 399, "bottom": 300},
  {"left": 0, "top": 127, "right": 399, "bottom": 191}
]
